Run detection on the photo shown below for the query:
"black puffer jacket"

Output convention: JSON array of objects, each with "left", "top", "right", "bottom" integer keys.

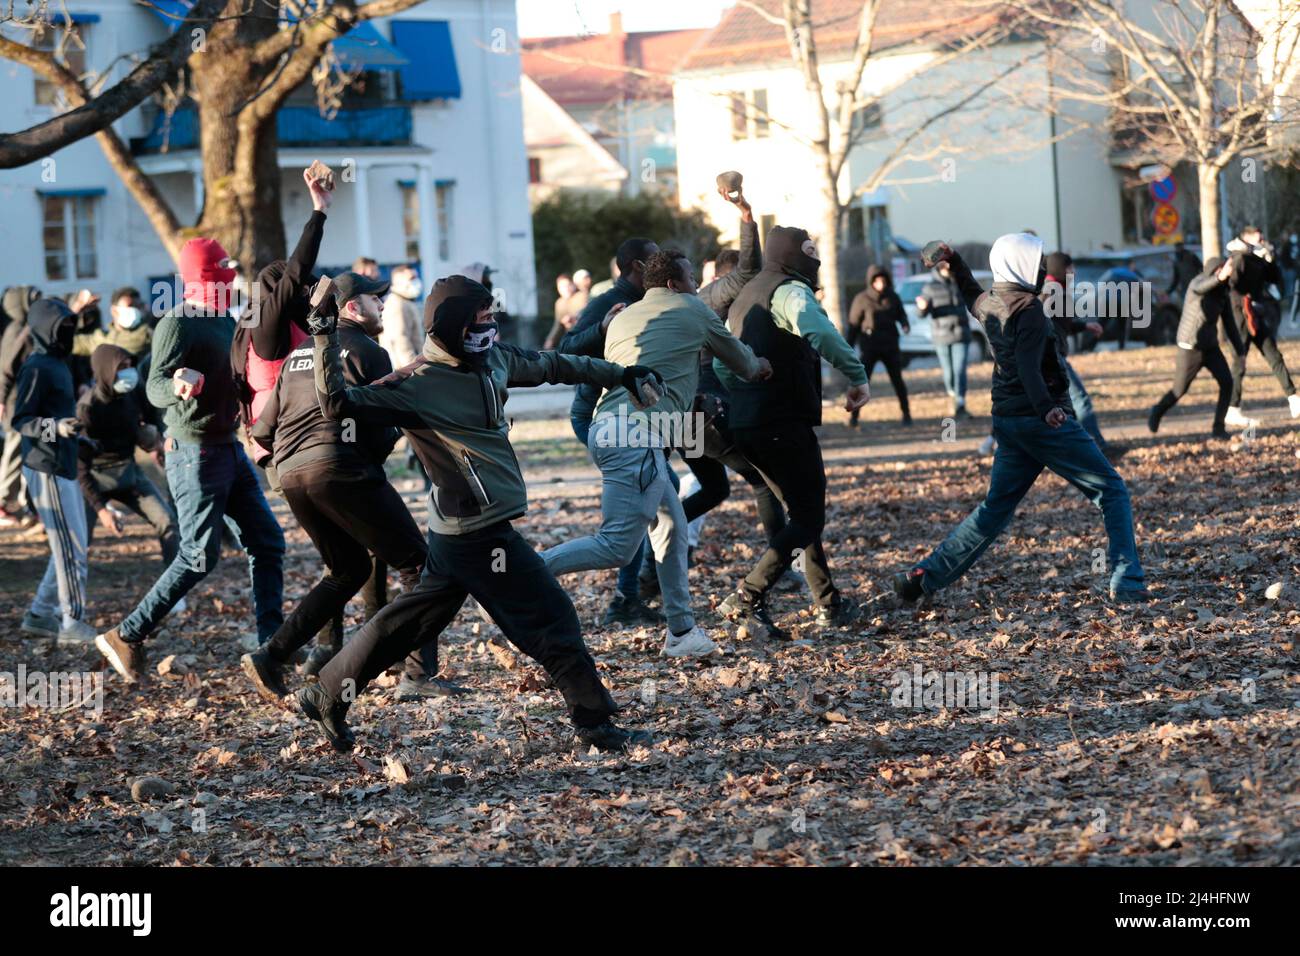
[
  {"left": 1177, "top": 258, "right": 1245, "bottom": 353},
  {"left": 947, "top": 251, "right": 1069, "bottom": 419}
]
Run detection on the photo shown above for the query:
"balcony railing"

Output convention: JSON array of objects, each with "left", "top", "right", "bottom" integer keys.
[{"left": 134, "top": 104, "right": 413, "bottom": 153}]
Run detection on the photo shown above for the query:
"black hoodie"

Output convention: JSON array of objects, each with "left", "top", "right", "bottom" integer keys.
[
  {"left": 12, "top": 298, "right": 79, "bottom": 478},
  {"left": 76, "top": 344, "right": 161, "bottom": 465},
  {"left": 1176, "top": 257, "right": 1246, "bottom": 353},
  {"left": 726, "top": 225, "right": 824, "bottom": 427},
  {"left": 847, "top": 265, "right": 909, "bottom": 348}
]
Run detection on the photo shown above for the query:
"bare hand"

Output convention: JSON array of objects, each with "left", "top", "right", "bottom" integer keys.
[
  {"left": 844, "top": 383, "right": 870, "bottom": 412},
  {"left": 1044, "top": 406, "right": 1067, "bottom": 428},
  {"left": 1085, "top": 322, "right": 1103, "bottom": 336},
  {"left": 1217, "top": 262, "right": 1233, "bottom": 282},
  {"left": 752, "top": 357, "right": 773, "bottom": 381},
  {"left": 601, "top": 301, "right": 627, "bottom": 331},
  {"left": 173, "top": 368, "right": 204, "bottom": 400},
  {"left": 304, "top": 168, "right": 333, "bottom": 212},
  {"left": 97, "top": 507, "right": 123, "bottom": 537},
  {"left": 152, "top": 449, "right": 166, "bottom": 470},
  {"left": 915, "top": 296, "right": 929, "bottom": 312},
  {"left": 71, "top": 289, "right": 100, "bottom": 314},
  {"left": 717, "top": 184, "right": 753, "bottom": 223}
]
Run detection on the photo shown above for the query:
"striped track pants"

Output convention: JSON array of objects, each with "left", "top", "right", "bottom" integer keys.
[{"left": 23, "top": 467, "right": 88, "bottom": 624}]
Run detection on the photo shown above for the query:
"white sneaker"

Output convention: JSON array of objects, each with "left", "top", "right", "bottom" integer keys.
[
  {"left": 57, "top": 620, "right": 97, "bottom": 646},
  {"left": 1289, "top": 394, "right": 1300, "bottom": 418},
  {"left": 661, "top": 625, "right": 717, "bottom": 658},
  {"left": 977, "top": 435, "right": 996, "bottom": 456},
  {"left": 1224, "top": 406, "right": 1257, "bottom": 428}
]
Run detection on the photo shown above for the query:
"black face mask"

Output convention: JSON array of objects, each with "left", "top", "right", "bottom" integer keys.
[
  {"left": 55, "top": 316, "right": 76, "bottom": 354},
  {"left": 1033, "top": 263, "right": 1048, "bottom": 295}
]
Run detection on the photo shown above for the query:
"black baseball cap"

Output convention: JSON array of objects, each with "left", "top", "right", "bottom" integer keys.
[{"left": 332, "top": 271, "right": 390, "bottom": 309}]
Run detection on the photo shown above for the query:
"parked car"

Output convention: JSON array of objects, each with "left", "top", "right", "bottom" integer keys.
[
  {"left": 895, "top": 270, "right": 993, "bottom": 366},
  {"left": 1069, "top": 246, "right": 1198, "bottom": 348}
]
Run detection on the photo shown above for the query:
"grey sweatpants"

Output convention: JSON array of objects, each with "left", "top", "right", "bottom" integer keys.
[
  {"left": 24, "top": 467, "right": 88, "bottom": 624},
  {"left": 542, "top": 426, "right": 693, "bottom": 633}
]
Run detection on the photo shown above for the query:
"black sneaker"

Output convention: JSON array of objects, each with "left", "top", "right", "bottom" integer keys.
[
  {"left": 297, "top": 644, "right": 336, "bottom": 678},
  {"left": 891, "top": 569, "right": 926, "bottom": 604},
  {"left": 718, "top": 590, "right": 789, "bottom": 641},
  {"left": 602, "top": 593, "right": 658, "bottom": 628},
  {"left": 814, "top": 595, "right": 862, "bottom": 628},
  {"left": 955, "top": 405, "right": 972, "bottom": 420},
  {"left": 1109, "top": 587, "right": 1154, "bottom": 606},
  {"left": 1209, "top": 427, "right": 1230, "bottom": 441},
  {"left": 296, "top": 684, "right": 355, "bottom": 752},
  {"left": 1147, "top": 405, "right": 1162, "bottom": 434},
  {"left": 240, "top": 648, "right": 289, "bottom": 703},
  {"left": 574, "top": 720, "right": 653, "bottom": 753}
]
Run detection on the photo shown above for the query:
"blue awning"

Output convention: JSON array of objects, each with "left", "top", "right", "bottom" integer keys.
[
  {"left": 332, "top": 21, "right": 409, "bottom": 71},
  {"left": 391, "top": 20, "right": 461, "bottom": 100},
  {"left": 142, "top": 0, "right": 192, "bottom": 32},
  {"left": 67, "top": 12, "right": 101, "bottom": 24},
  {"left": 38, "top": 187, "right": 107, "bottom": 197}
]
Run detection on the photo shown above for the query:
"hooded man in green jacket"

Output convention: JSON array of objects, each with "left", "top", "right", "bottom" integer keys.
[{"left": 297, "top": 275, "right": 665, "bottom": 754}]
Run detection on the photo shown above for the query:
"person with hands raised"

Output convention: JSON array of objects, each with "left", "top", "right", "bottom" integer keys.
[{"left": 892, "top": 234, "right": 1149, "bottom": 607}]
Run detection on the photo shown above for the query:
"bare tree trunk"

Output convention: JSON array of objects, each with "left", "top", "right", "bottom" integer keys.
[
  {"left": 1198, "top": 163, "right": 1222, "bottom": 258},
  {"left": 819, "top": 186, "right": 844, "bottom": 326}
]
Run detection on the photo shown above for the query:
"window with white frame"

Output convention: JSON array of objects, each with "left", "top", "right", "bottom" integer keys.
[
  {"left": 33, "top": 24, "right": 88, "bottom": 108},
  {"left": 435, "top": 181, "right": 454, "bottom": 261},
  {"left": 43, "top": 194, "right": 99, "bottom": 281},
  {"left": 399, "top": 182, "right": 420, "bottom": 261}
]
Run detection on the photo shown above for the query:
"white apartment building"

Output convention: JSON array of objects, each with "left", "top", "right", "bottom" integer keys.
[{"left": 0, "top": 0, "right": 538, "bottom": 317}]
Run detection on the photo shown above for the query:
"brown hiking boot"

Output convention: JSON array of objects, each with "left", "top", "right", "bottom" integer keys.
[{"left": 95, "top": 627, "right": 146, "bottom": 684}]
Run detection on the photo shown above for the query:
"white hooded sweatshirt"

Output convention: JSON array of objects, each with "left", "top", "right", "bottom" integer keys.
[{"left": 989, "top": 232, "right": 1044, "bottom": 290}]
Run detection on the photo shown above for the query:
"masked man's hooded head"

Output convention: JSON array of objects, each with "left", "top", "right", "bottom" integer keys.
[
  {"left": 423, "top": 275, "right": 496, "bottom": 364},
  {"left": 990, "top": 232, "right": 1046, "bottom": 293},
  {"left": 27, "top": 297, "right": 77, "bottom": 357},
  {"left": 763, "top": 226, "right": 821, "bottom": 289},
  {"left": 90, "top": 343, "right": 136, "bottom": 402}
]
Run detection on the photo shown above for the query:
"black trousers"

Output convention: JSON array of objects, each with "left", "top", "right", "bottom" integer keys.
[
  {"left": 852, "top": 341, "right": 909, "bottom": 421},
  {"left": 1229, "top": 317, "right": 1295, "bottom": 406},
  {"left": 269, "top": 459, "right": 431, "bottom": 677},
  {"left": 83, "top": 460, "right": 179, "bottom": 565},
  {"left": 731, "top": 422, "right": 837, "bottom": 607},
  {"left": 315, "top": 558, "right": 386, "bottom": 652},
  {"left": 318, "top": 521, "right": 617, "bottom": 729},
  {"left": 682, "top": 446, "right": 785, "bottom": 542},
  {"left": 1153, "top": 345, "right": 1233, "bottom": 431}
]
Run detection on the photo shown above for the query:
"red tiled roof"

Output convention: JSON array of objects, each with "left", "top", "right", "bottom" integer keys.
[
  {"left": 522, "top": 28, "right": 708, "bottom": 105},
  {"left": 680, "top": 0, "right": 1011, "bottom": 73}
]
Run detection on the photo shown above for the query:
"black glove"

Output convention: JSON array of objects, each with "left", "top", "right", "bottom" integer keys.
[
  {"left": 305, "top": 275, "right": 338, "bottom": 336},
  {"left": 621, "top": 365, "right": 665, "bottom": 395},
  {"left": 921, "top": 241, "right": 954, "bottom": 268}
]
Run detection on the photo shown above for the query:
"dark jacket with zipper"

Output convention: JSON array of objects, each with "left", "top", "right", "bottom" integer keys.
[
  {"left": 11, "top": 298, "right": 79, "bottom": 479},
  {"left": 919, "top": 267, "right": 970, "bottom": 346},
  {"left": 314, "top": 334, "right": 629, "bottom": 535},
  {"left": 75, "top": 344, "right": 162, "bottom": 510},
  {"left": 1178, "top": 261, "right": 1246, "bottom": 353},
  {"left": 948, "top": 252, "right": 1069, "bottom": 420},
  {"left": 846, "top": 265, "right": 907, "bottom": 349},
  {"left": 251, "top": 321, "right": 398, "bottom": 477},
  {"left": 558, "top": 275, "right": 644, "bottom": 414}
]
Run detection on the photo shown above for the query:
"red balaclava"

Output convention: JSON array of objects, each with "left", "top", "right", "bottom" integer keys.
[{"left": 180, "top": 237, "right": 237, "bottom": 310}]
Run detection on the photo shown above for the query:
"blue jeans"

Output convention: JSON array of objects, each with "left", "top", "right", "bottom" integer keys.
[
  {"left": 1065, "top": 360, "right": 1106, "bottom": 448},
  {"left": 570, "top": 406, "right": 678, "bottom": 599},
  {"left": 935, "top": 339, "right": 969, "bottom": 406},
  {"left": 918, "top": 415, "right": 1145, "bottom": 595},
  {"left": 120, "top": 441, "right": 285, "bottom": 642}
]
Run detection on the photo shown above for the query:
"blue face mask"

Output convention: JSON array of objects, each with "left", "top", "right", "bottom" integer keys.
[
  {"left": 113, "top": 368, "right": 139, "bottom": 394},
  {"left": 115, "top": 305, "right": 144, "bottom": 330}
]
